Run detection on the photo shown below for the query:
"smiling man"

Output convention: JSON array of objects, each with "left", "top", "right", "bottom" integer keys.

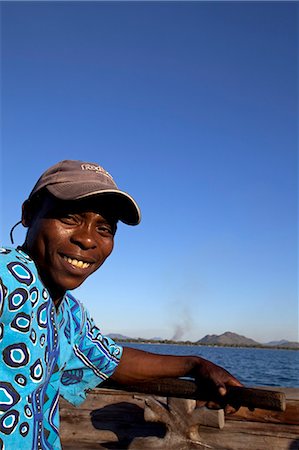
[{"left": 0, "top": 160, "right": 241, "bottom": 449}]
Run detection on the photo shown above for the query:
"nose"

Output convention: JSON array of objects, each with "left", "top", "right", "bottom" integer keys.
[{"left": 70, "top": 224, "right": 97, "bottom": 250}]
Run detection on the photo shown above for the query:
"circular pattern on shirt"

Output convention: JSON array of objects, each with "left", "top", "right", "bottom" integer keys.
[
  {"left": 15, "top": 374, "right": 27, "bottom": 387},
  {"left": 19, "top": 422, "right": 29, "bottom": 437},
  {"left": 113, "top": 347, "right": 122, "bottom": 357},
  {"left": 10, "top": 312, "right": 31, "bottom": 333},
  {"left": 7, "top": 262, "right": 34, "bottom": 286},
  {"left": 0, "top": 382, "right": 20, "bottom": 413},
  {"left": 37, "top": 303, "right": 47, "bottom": 328},
  {"left": 0, "top": 279, "right": 7, "bottom": 317},
  {"left": 30, "top": 329, "right": 37, "bottom": 344},
  {"left": 40, "top": 334, "right": 46, "bottom": 347},
  {"left": 0, "top": 324, "right": 3, "bottom": 341},
  {"left": 30, "top": 287, "right": 39, "bottom": 307},
  {"left": 24, "top": 404, "right": 32, "bottom": 418},
  {"left": 42, "top": 289, "right": 49, "bottom": 300},
  {"left": 8, "top": 288, "right": 28, "bottom": 311},
  {"left": 0, "top": 409, "right": 19, "bottom": 435},
  {"left": 3, "top": 343, "right": 30, "bottom": 368},
  {"left": 30, "top": 359, "right": 43, "bottom": 382}
]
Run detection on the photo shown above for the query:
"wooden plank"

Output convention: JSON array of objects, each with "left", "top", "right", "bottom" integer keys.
[
  {"left": 59, "top": 406, "right": 118, "bottom": 444},
  {"left": 60, "top": 395, "right": 166, "bottom": 448},
  {"left": 199, "top": 421, "right": 299, "bottom": 450},
  {"left": 101, "top": 378, "right": 286, "bottom": 411},
  {"left": 226, "top": 401, "right": 299, "bottom": 425}
]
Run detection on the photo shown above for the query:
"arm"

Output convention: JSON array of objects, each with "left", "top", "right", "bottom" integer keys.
[{"left": 111, "top": 347, "right": 242, "bottom": 411}]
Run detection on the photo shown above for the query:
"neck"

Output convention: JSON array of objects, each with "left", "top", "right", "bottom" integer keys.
[
  {"left": 42, "top": 284, "right": 65, "bottom": 311},
  {"left": 52, "top": 296, "right": 63, "bottom": 311}
]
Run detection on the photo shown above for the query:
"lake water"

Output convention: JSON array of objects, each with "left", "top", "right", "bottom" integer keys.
[{"left": 122, "top": 343, "right": 299, "bottom": 388}]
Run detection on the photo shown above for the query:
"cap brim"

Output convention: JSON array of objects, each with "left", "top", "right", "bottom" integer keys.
[{"left": 46, "top": 182, "right": 141, "bottom": 226}]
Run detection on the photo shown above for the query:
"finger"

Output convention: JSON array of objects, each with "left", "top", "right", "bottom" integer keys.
[
  {"left": 224, "top": 401, "right": 241, "bottom": 415},
  {"left": 224, "top": 405, "right": 238, "bottom": 415},
  {"left": 206, "top": 401, "right": 222, "bottom": 410},
  {"left": 196, "top": 400, "right": 207, "bottom": 408}
]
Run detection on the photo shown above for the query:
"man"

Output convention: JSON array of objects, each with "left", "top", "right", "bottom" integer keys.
[{"left": 0, "top": 160, "right": 241, "bottom": 449}]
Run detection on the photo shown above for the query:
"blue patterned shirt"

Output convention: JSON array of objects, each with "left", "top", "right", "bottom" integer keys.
[{"left": 0, "top": 247, "right": 123, "bottom": 449}]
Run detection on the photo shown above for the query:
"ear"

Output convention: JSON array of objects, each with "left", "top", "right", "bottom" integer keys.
[{"left": 21, "top": 200, "right": 33, "bottom": 228}]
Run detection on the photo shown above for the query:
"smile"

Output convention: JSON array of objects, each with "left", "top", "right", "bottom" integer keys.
[{"left": 63, "top": 256, "right": 91, "bottom": 269}]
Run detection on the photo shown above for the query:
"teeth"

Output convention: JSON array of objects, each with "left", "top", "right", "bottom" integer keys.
[{"left": 63, "top": 256, "right": 91, "bottom": 269}]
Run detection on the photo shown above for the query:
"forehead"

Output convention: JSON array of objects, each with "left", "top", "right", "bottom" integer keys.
[{"left": 35, "top": 194, "right": 118, "bottom": 223}]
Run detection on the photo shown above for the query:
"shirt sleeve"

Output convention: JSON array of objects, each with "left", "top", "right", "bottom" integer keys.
[{"left": 59, "top": 298, "right": 123, "bottom": 406}]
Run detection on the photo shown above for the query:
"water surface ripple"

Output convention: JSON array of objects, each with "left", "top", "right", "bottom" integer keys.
[{"left": 123, "top": 343, "right": 299, "bottom": 387}]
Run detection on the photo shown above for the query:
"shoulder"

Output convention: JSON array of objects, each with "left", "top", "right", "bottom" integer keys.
[
  {"left": 0, "top": 247, "right": 46, "bottom": 321},
  {"left": 0, "top": 246, "right": 38, "bottom": 286},
  {"left": 0, "top": 246, "right": 37, "bottom": 269}
]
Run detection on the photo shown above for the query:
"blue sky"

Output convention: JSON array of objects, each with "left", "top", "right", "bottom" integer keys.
[{"left": 1, "top": 1, "right": 298, "bottom": 343}]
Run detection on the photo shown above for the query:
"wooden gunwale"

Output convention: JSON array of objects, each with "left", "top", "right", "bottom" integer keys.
[{"left": 60, "top": 384, "right": 299, "bottom": 450}]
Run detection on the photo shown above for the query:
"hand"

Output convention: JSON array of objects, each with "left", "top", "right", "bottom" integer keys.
[{"left": 192, "top": 357, "right": 243, "bottom": 414}]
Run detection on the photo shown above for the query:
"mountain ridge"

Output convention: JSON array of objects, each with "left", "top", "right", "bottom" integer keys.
[
  {"left": 107, "top": 331, "right": 299, "bottom": 348},
  {"left": 196, "top": 331, "right": 260, "bottom": 346}
]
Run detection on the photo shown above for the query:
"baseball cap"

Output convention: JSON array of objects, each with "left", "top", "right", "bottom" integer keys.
[{"left": 28, "top": 160, "right": 141, "bottom": 225}]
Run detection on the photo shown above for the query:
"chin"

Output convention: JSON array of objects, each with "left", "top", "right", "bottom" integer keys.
[
  {"left": 45, "top": 276, "right": 84, "bottom": 298},
  {"left": 62, "top": 277, "right": 88, "bottom": 292}
]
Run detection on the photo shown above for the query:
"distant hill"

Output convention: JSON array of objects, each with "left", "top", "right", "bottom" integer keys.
[
  {"left": 197, "top": 331, "right": 260, "bottom": 346},
  {"left": 107, "top": 333, "right": 132, "bottom": 340},
  {"left": 265, "top": 339, "right": 299, "bottom": 349}
]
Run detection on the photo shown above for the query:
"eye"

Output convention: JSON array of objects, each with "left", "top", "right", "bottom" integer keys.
[
  {"left": 96, "top": 224, "right": 114, "bottom": 236},
  {"left": 59, "top": 214, "right": 79, "bottom": 225}
]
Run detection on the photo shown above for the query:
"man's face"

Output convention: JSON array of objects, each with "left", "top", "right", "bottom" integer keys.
[{"left": 23, "top": 195, "right": 116, "bottom": 303}]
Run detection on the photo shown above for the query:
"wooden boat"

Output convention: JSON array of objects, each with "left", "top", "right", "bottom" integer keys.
[{"left": 60, "top": 379, "right": 299, "bottom": 449}]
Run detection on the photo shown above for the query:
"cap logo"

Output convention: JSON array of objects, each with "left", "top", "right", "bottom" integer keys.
[{"left": 81, "top": 163, "right": 114, "bottom": 181}]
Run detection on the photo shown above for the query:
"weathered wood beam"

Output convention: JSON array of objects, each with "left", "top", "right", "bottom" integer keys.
[{"left": 101, "top": 378, "right": 286, "bottom": 412}]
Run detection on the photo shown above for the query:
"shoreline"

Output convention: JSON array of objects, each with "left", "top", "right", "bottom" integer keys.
[{"left": 117, "top": 339, "right": 299, "bottom": 351}]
